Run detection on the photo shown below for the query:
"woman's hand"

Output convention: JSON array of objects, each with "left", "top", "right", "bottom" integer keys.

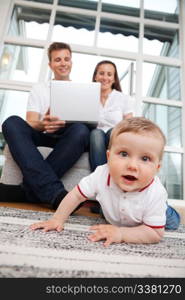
[
  {"left": 88, "top": 224, "right": 123, "bottom": 247},
  {"left": 30, "top": 218, "right": 64, "bottom": 232}
]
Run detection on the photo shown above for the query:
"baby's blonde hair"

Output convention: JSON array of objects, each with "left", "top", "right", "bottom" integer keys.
[{"left": 108, "top": 117, "right": 166, "bottom": 160}]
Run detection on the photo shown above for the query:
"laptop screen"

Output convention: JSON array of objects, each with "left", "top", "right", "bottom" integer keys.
[{"left": 50, "top": 81, "right": 100, "bottom": 123}]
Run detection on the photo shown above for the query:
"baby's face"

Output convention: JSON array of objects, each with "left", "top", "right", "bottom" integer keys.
[{"left": 107, "top": 132, "right": 163, "bottom": 192}]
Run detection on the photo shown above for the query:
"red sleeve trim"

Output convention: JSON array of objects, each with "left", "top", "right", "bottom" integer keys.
[
  {"left": 144, "top": 223, "right": 165, "bottom": 229},
  {"left": 77, "top": 185, "right": 88, "bottom": 199}
]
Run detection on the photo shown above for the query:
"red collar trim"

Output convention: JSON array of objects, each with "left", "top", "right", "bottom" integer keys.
[
  {"left": 107, "top": 174, "right": 154, "bottom": 192},
  {"left": 107, "top": 174, "right": 111, "bottom": 186},
  {"left": 139, "top": 178, "right": 154, "bottom": 192}
]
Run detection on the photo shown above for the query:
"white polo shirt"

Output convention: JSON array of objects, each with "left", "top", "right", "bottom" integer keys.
[
  {"left": 27, "top": 82, "right": 50, "bottom": 120},
  {"left": 97, "top": 89, "right": 134, "bottom": 133},
  {"left": 78, "top": 164, "right": 167, "bottom": 228}
]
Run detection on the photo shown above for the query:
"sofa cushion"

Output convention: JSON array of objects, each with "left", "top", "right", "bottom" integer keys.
[{"left": 0, "top": 145, "right": 90, "bottom": 191}]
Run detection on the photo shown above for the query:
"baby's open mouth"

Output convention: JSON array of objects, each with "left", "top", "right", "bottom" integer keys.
[{"left": 123, "top": 175, "right": 137, "bottom": 181}]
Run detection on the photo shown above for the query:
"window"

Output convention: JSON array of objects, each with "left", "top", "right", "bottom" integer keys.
[
  {"left": 159, "top": 152, "right": 182, "bottom": 199},
  {"left": 0, "top": 44, "right": 44, "bottom": 82},
  {"left": 0, "top": 88, "right": 28, "bottom": 171},
  {"left": 52, "top": 12, "right": 96, "bottom": 46},
  {"left": 143, "top": 103, "right": 182, "bottom": 147},
  {"left": 102, "top": 0, "right": 140, "bottom": 16},
  {"left": 98, "top": 19, "right": 139, "bottom": 52},
  {"left": 143, "top": 62, "right": 180, "bottom": 100},
  {"left": 0, "top": 89, "right": 28, "bottom": 126},
  {"left": 144, "top": 0, "right": 179, "bottom": 23},
  {"left": 8, "top": 5, "right": 50, "bottom": 40},
  {"left": 143, "top": 26, "right": 179, "bottom": 58},
  {"left": 24, "top": 0, "right": 53, "bottom": 3},
  {"left": 58, "top": 0, "right": 98, "bottom": 11}
]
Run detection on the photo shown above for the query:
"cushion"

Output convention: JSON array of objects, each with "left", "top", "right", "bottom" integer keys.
[{"left": 0, "top": 145, "right": 90, "bottom": 191}]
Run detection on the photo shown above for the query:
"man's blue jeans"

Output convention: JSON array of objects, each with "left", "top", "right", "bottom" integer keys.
[
  {"left": 89, "top": 128, "right": 112, "bottom": 172},
  {"left": 2, "top": 116, "right": 89, "bottom": 208}
]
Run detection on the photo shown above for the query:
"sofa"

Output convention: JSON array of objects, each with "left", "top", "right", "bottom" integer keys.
[{"left": 0, "top": 145, "right": 91, "bottom": 192}]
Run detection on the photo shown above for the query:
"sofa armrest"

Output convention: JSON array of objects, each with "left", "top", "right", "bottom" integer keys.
[{"left": 0, "top": 145, "right": 91, "bottom": 189}]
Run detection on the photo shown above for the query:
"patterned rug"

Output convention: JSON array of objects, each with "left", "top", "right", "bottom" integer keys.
[{"left": 0, "top": 206, "right": 185, "bottom": 278}]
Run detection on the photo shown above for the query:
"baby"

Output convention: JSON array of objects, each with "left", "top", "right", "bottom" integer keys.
[{"left": 31, "top": 117, "right": 179, "bottom": 246}]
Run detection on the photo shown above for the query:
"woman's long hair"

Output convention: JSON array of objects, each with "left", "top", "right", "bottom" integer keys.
[{"left": 92, "top": 60, "right": 122, "bottom": 92}]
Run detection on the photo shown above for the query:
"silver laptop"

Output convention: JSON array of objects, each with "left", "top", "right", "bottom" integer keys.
[{"left": 50, "top": 80, "right": 100, "bottom": 124}]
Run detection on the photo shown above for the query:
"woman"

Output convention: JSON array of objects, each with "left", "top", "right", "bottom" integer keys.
[{"left": 89, "top": 60, "right": 134, "bottom": 172}]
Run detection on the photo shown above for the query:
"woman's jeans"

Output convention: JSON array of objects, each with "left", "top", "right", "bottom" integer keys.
[
  {"left": 89, "top": 128, "right": 180, "bottom": 230},
  {"left": 89, "top": 128, "right": 112, "bottom": 172},
  {"left": 2, "top": 116, "right": 90, "bottom": 207}
]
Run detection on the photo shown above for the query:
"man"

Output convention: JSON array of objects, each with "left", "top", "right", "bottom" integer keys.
[{"left": 0, "top": 42, "right": 89, "bottom": 209}]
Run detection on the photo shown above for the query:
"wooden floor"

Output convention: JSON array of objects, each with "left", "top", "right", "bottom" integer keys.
[
  {"left": 0, "top": 201, "right": 99, "bottom": 218},
  {"left": 1, "top": 201, "right": 184, "bottom": 224}
]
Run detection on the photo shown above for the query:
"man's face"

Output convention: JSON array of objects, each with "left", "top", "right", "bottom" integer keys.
[{"left": 49, "top": 49, "right": 72, "bottom": 80}]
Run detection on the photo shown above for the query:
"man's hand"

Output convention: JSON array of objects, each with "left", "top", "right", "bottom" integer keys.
[
  {"left": 30, "top": 218, "right": 64, "bottom": 232},
  {"left": 88, "top": 224, "right": 123, "bottom": 247},
  {"left": 43, "top": 113, "right": 65, "bottom": 133},
  {"left": 26, "top": 109, "right": 65, "bottom": 132}
]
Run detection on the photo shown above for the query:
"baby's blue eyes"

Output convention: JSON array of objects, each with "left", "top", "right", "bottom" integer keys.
[
  {"left": 119, "top": 152, "right": 151, "bottom": 161},
  {"left": 142, "top": 156, "right": 150, "bottom": 162},
  {"left": 119, "top": 151, "right": 128, "bottom": 157}
]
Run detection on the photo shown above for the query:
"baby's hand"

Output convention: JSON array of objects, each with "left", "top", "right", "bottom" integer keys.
[
  {"left": 88, "top": 224, "right": 123, "bottom": 247},
  {"left": 30, "top": 218, "right": 63, "bottom": 232}
]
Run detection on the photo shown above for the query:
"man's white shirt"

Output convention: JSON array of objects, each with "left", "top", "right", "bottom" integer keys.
[{"left": 27, "top": 82, "right": 50, "bottom": 120}]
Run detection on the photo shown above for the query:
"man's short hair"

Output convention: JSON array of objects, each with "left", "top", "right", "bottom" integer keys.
[
  {"left": 108, "top": 117, "right": 166, "bottom": 159},
  {"left": 48, "top": 42, "right": 72, "bottom": 62}
]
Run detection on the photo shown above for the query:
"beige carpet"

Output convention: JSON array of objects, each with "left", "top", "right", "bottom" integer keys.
[{"left": 0, "top": 207, "right": 185, "bottom": 278}]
